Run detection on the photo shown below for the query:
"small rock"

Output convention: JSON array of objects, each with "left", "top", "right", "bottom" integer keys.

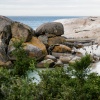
[
  {"left": 76, "top": 52, "right": 83, "bottom": 57},
  {"left": 36, "top": 59, "right": 55, "bottom": 68},
  {"left": 48, "top": 36, "right": 66, "bottom": 46},
  {"left": 59, "top": 56, "right": 72, "bottom": 64},
  {"left": 52, "top": 44, "right": 72, "bottom": 53},
  {"left": 69, "top": 60, "right": 75, "bottom": 64},
  {"left": 69, "top": 56, "right": 81, "bottom": 63},
  {"left": 72, "top": 56, "right": 81, "bottom": 61},
  {"left": 54, "top": 59, "right": 63, "bottom": 67},
  {"left": 45, "top": 55, "right": 57, "bottom": 62},
  {"left": 0, "top": 61, "right": 12, "bottom": 67},
  {"left": 92, "top": 55, "right": 99, "bottom": 62},
  {"left": 52, "top": 52, "right": 72, "bottom": 58}
]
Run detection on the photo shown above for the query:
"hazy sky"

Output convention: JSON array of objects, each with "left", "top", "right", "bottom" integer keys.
[{"left": 0, "top": 0, "right": 100, "bottom": 16}]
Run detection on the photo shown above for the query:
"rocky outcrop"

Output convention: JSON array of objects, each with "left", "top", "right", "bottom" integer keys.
[
  {"left": 0, "top": 15, "right": 99, "bottom": 68},
  {"left": 55, "top": 17, "right": 100, "bottom": 44},
  {"left": 35, "top": 22, "right": 64, "bottom": 36}
]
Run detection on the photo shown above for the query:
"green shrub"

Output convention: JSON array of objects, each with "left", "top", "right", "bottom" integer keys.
[
  {"left": 69, "top": 54, "right": 92, "bottom": 84},
  {"left": 0, "top": 53, "right": 100, "bottom": 100},
  {"left": 38, "top": 67, "right": 71, "bottom": 100},
  {"left": 36, "top": 54, "right": 100, "bottom": 100},
  {"left": 0, "top": 67, "right": 38, "bottom": 100},
  {"left": 0, "top": 68, "right": 11, "bottom": 99},
  {"left": 12, "top": 40, "right": 36, "bottom": 77}
]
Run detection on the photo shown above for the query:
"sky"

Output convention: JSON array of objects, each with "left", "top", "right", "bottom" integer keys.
[{"left": 0, "top": 0, "right": 100, "bottom": 16}]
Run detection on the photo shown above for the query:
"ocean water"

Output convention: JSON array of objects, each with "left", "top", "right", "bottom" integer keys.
[{"left": 8, "top": 16, "right": 81, "bottom": 29}]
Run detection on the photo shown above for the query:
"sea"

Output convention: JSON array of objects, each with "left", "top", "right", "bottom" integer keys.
[{"left": 8, "top": 16, "right": 81, "bottom": 29}]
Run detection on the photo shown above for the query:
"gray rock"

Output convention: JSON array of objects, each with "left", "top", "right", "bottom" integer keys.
[
  {"left": 8, "top": 43, "right": 44, "bottom": 61},
  {"left": 2, "top": 25, "right": 12, "bottom": 45},
  {"left": 75, "top": 52, "right": 83, "bottom": 57},
  {"left": 45, "top": 34, "right": 56, "bottom": 38},
  {"left": 11, "top": 22, "right": 34, "bottom": 42},
  {"left": 35, "top": 22, "right": 64, "bottom": 36},
  {"left": 69, "top": 56, "right": 81, "bottom": 63},
  {"left": 52, "top": 44, "right": 72, "bottom": 53},
  {"left": 0, "top": 16, "right": 12, "bottom": 65},
  {"left": 59, "top": 56, "right": 72, "bottom": 64},
  {"left": 48, "top": 36, "right": 66, "bottom": 46},
  {"left": 0, "top": 61, "right": 12, "bottom": 67},
  {"left": 45, "top": 55, "right": 57, "bottom": 62},
  {"left": 0, "top": 16, "right": 12, "bottom": 32},
  {"left": 0, "top": 44, "right": 9, "bottom": 63},
  {"left": 38, "top": 35, "right": 48, "bottom": 45},
  {"left": 7, "top": 45, "right": 16, "bottom": 60},
  {"left": 52, "top": 52, "right": 72, "bottom": 58},
  {"left": 92, "top": 55, "right": 99, "bottom": 63},
  {"left": 37, "top": 59, "right": 55, "bottom": 68},
  {"left": 54, "top": 59, "right": 63, "bottom": 67},
  {"left": 24, "top": 44, "right": 44, "bottom": 60}
]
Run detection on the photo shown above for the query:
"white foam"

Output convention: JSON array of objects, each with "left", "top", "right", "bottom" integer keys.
[
  {"left": 54, "top": 18, "right": 78, "bottom": 24},
  {"left": 78, "top": 45, "right": 100, "bottom": 56},
  {"left": 91, "top": 62, "right": 100, "bottom": 74},
  {"left": 77, "top": 45, "right": 100, "bottom": 75}
]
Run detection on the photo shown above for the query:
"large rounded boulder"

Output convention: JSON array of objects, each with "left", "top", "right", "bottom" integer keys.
[
  {"left": 25, "top": 36, "right": 47, "bottom": 57},
  {"left": 11, "top": 22, "right": 35, "bottom": 42},
  {"left": 24, "top": 44, "right": 43, "bottom": 60},
  {"left": 35, "top": 22, "right": 64, "bottom": 36}
]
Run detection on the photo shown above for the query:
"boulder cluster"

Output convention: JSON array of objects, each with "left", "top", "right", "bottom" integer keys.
[{"left": 0, "top": 16, "right": 98, "bottom": 68}]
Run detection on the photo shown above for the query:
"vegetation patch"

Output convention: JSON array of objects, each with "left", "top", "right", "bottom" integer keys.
[{"left": 0, "top": 40, "right": 100, "bottom": 100}]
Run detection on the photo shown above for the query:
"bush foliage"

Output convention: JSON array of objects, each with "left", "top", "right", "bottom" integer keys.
[
  {"left": 0, "top": 40, "right": 100, "bottom": 100},
  {"left": 12, "top": 40, "right": 36, "bottom": 77}
]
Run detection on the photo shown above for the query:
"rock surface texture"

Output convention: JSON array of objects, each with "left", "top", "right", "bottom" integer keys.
[
  {"left": 55, "top": 17, "right": 100, "bottom": 44},
  {"left": 11, "top": 22, "right": 34, "bottom": 42},
  {"left": 35, "top": 22, "right": 64, "bottom": 36},
  {"left": 0, "top": 16, "right": 12, "bottom": 65}
]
